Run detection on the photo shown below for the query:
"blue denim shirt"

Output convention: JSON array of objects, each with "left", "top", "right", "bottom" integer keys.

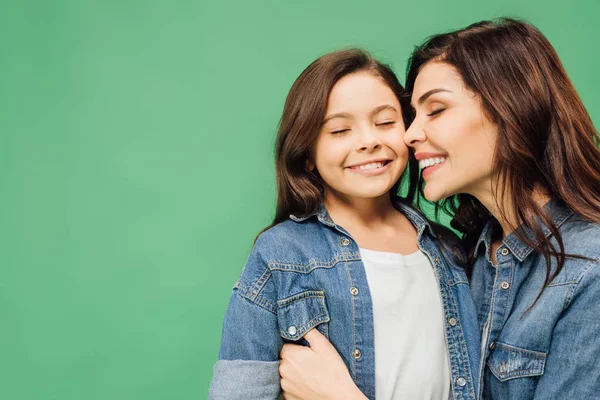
[
  {"left": 209, "top": 200, "right": 481, "bottom": 399},
  {"left": 470, "top": 199, "right": 600, "bottom": 399}
]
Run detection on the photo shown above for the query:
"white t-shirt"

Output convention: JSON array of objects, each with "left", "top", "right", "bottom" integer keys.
[{"left": 359, "top": 248, "right": 450, "bottom": 400}]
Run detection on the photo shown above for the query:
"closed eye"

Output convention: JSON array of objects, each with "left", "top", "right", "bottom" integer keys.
[
  {"left": 376, "top": 121, "right": 396, "bottom": 126},
  {"left": 330, "top": 129, "right": 350, "bottom": 134},
  {"left": 426, "top": 108, "right": 445, "bottom": 117}
]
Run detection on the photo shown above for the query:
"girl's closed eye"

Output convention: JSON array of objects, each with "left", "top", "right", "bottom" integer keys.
[
  {"left": 330, "top": 127, "right": 350, "bottom": 134},
  {"left": 376, "top": 120, "right": 396, "bottom": 127}
]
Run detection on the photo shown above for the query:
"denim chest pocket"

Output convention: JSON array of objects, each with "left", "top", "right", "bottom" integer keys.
[
  {"left": 487, "top": 342, "right": 547, "bottom": 382},
  {"left": 277, "top": 290, "right": 330, "bottom": 341}
]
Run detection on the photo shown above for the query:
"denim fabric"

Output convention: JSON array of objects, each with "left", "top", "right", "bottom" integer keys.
[
  {"left": 210, "top": 199, "right": 481, "bottom": 399},
  {"left": 471, "top": 199, "right": 600, "bottom": 399},
  {"left": 209, "top": 360, "right": 280, "bottom": 400}
]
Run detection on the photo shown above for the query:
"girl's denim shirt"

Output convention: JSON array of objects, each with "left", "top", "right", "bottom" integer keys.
[
  {"left": 470, "top": 198, "right": 600, "bottom": 399},
  {"left": 209, "top": 200, "right": 481, "bottom": 399}
]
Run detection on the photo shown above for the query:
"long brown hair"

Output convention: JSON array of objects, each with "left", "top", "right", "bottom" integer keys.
[
  {"left": 262, "top": 49, "right": 417, "bottom": 234},
  {"left": 405, "top": 19, "right": 600, "bottom": 289}
]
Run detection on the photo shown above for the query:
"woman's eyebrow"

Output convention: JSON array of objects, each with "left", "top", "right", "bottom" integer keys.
[{"left": 411, "top": 88, "right": 452, "bottom": 108}]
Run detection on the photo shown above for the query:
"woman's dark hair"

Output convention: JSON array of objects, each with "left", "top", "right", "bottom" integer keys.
[
  {"left": 405, "top": 18, "right": 600, "bottom": 295},
  {"left": 261, "top": 49, "right": 418, "bottom": 234}
]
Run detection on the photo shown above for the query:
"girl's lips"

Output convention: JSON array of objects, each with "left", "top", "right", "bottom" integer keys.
[
  {"left": 346, "top": 160, "right": 393, "bottom": 176},
  {"left": 346, "top": 158, "right": 391, "bottom": 169}
]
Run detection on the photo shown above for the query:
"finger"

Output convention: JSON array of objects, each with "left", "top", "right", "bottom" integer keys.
[
  {"left": 278, "top": 359, "right": 288, "bottom": 377},
  {"left": 303, "top": 328, "right": 330, "bottom": 350},
  {"left": 280, "top": 342, "right": 304, "bottom": 360},
  {"left": 281, "top": 391, "right": 300, "bottom": 400},
  {"left": 280, "top": 376, "right": 299, "bottom": 399}
]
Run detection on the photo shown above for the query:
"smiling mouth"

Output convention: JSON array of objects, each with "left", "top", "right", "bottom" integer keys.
[
  {"left": 418, "top": 157, "right": 446, "bottom": 170},
  {"left": 347, "top": 160, "right": 392, "bottom": 170}
]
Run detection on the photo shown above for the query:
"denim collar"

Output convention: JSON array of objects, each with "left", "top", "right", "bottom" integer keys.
[
  {"left": 290, "top": 203, "right": 336, "bottom": 228},
  {"left": 474, "top": 198, "right": 574, "bottom": 262},
  {"left": 289, "top": 198, "right": 436, "bottom": 239}
]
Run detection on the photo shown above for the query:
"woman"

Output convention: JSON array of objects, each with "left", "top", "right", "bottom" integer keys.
[{"left": 279, "top": 18, "right": 600, "bottom": 400}]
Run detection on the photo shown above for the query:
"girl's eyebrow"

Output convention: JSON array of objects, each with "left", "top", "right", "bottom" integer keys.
[
  {"left": 322, "top": 112, "right": 351, "bottom": 124},
  {"left": 370, "top": 104, "right": 398, "bottom": 116},
  {"left": 322, "top": 104, "right": 398, "bottom": 124}
]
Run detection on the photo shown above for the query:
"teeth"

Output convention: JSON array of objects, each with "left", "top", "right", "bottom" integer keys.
[
  {"left": 358, "top": 162, "right": 384, "bottom": 170},
  {"left": 419, "top": 157, "right": 446, "bottom": 170}
]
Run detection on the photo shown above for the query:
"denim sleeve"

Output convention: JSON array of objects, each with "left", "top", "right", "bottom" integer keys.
[
  {"left": 533, "top": 263, "right": 600, "bottom": 399},
  {"left": 209, "top": 241, "right": 283, "bottom": 400},
  {"left": 209, "top": 360, "right": 281, "bottom": 400}
]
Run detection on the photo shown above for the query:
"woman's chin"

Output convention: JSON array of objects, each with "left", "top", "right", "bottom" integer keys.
[{"left": 423, "top": 185, "right": 450, "bottom": 202}]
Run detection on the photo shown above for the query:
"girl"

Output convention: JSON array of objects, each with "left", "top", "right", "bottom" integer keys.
[
  {"left": 278, "top": 18, "right": 600, "bottom": 400},
  {"left": 209, "top": 49, "right": 480, "bottom": 400}
]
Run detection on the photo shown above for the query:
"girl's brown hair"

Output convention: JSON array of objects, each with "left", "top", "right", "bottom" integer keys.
[{"left": 262, "top": 49, "right": 417, "bottom": 234}]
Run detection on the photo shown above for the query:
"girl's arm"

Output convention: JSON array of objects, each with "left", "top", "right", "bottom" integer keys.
[
  {"left": 279, "top": 329, "right": 367, "bottom": 400},
  {"left": 209, "top": 244, "right": 283, "bottom": 400}
]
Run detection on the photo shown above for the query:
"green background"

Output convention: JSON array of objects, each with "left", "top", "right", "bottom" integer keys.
[{"left": 2, "top": 0, "right": 598, "bottom": 398}]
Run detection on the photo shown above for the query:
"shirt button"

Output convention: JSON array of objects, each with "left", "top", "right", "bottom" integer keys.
[
  {"left": 448, "top": 317, "right": 457, "bottom": 326},
  {"left": 288, "top": 326, "right": 297, "bottom": 336},
  {"left": 501, "top": 281, "right": 510, "bottom": 290},
  {"left": 456, "top": 377, "right": 466, "bottom": 387},
  {"left": 489, "top": 342, "right": 496, "bottom": 350},
  {"left": 501, "top": 248, "right": 509, "bottom": 256},
  {"left": 353, "top": 349, "right": 362, "bottom": 359},
  {"left": 341, "top": 238, "right": 351, "bottom": 246},
  {"left": 350, "top": 287, "right": 359, "bottom": 296}
]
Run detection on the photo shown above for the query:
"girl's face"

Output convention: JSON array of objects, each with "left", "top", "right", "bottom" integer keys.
[
  {"left": 309, "top": 71, "right": 408, "bottom": 203},
  {"left": 404, "top": 61, "right": 498, "bottom": 201}
]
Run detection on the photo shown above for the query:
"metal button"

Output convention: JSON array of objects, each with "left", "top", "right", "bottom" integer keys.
[
  {"left": 501, "top": 248, "right": 509, "bottom": 256},
  {"left": 350, "top": 287, "right": 359, "bottom": 296},
  {"left": 456, "top": 377, "right": 466, "bottom": 387},
  {"left": 434, "top": 256, "right": 441, "bottom": 264},
  {"left": 448, "top": 317, "right": 457, "bottom": 326},
  {"left": 489, "top": 342, "right": 496, "bottom": 350},
  {"left": 341, "top": 238, "right": 351, "bottom": 246},
  {"left": 353, "top": 349, "right": 362, "bottom": 359},
  {"left": 501, "top": 281, "right": 510, "bottom": 290},
  {"left": 288, "top": 326, "right": 297, "bottom": 336},
  {"left": 500, "top": 361, "right": 506, "bottom": 374}
]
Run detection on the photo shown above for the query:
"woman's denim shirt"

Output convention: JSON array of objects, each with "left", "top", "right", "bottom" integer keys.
[
  {"left": 209, "top": 200, "right": 481, "bottom": 399},
  {"left": 470, "top": 199, "right": 600, "bottom": 399}
]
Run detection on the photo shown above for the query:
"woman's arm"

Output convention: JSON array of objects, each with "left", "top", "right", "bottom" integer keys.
[
  {"left": 279, "top": 329, "right": 368, "bottom": 400},
  {"left": 532, "top": 266, "right": 600, "bottom": 399}
]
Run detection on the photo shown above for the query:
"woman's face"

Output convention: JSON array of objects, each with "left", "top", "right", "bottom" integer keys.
[
  {"left": 309, "top": 71, "right": 408, "bottom": 203},
  {"left": 404, "top": 61, "right": 498, "bottom": 201}
]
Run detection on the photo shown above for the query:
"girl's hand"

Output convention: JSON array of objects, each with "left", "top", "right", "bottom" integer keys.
[{"left": 279, "top": 329, "right": 368, "bottom": 400}]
